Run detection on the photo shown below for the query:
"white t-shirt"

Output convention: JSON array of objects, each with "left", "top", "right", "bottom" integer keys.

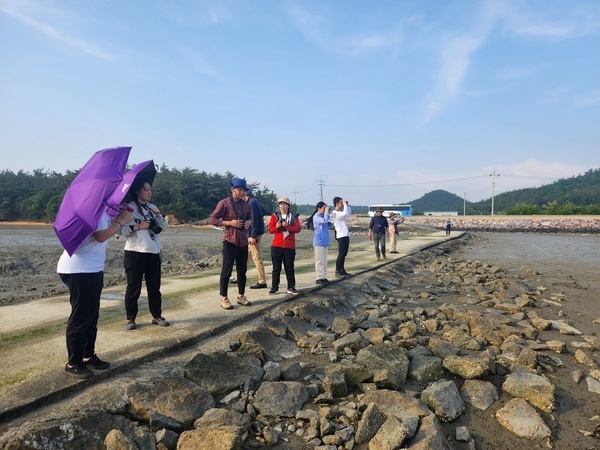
[{"left": 56, "top": 212, "right": 110, "bottom": 274}]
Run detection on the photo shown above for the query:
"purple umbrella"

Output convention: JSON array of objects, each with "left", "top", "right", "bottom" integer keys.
[
  {"left": 107, "top": 160, "right": 158, "bottom": 211},
  {"left": 54, "top": 146, "right": 132, "bottom": 256}
]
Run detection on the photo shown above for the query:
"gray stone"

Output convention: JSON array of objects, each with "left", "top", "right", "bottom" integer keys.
[
  {"left": 495, "top": 398, "right": 551, "bottom": 439},
  {"left": 502, "top": 372, "right": 555, "bottom": 413},
  {"left": 354, "top": 403, "right": 386, "bottom": 445},
  {"left": 369, "top": 415, "right": 409, "bottom": 450},
  {"left": 356, "top": 342, "right": 409, "bottom": 389},
  {"left": 460, "top": 380, "right": 499, "bottom": 411},
  {"left": 239, "top": 327, "right": 301, "bottom": 361},
  {"left": 421, "top": 380, "right": 465, "bottom": 422},
  {"left": 443, "top": 354, "right": 490, "bottom": 379},
  {"left": 254, "top": 381, "right": 309, "bottom": 417},
  {"left": 181, "top": 352, "right": 264, "bottom": 396},
  {"left": 408, "top": 354, "right": 445, "bottom": 382}
]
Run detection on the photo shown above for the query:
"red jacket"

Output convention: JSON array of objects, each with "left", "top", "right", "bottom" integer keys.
[{"left": 268, "top": 213, "right": 301, "bottom": 249}]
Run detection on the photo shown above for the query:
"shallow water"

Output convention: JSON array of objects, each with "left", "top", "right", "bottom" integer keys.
[{"left": 458, "top": 232, "right": 600, "bottom": 266}]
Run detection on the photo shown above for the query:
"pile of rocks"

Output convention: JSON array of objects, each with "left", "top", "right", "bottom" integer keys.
[{"left": 2, "top": 243, "right": 600, "bottom": 449}]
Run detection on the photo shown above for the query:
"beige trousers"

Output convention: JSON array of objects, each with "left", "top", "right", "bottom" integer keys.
[{"left": 248, "top": 235, "right": 266, "bottom": 284}]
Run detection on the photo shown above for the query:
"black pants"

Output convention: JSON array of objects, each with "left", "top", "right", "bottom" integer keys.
[
  {"left": 271, "top": 246, "right": 296, "bottom": 290},
  {"left": 220, "top": 241, "right": 248, "bottom": 297},
  {"left": 335, "top": 236, "right": 350, "bottom": 274},
  {"left": 124, "top": 251, "right": 162, "bottom": 321},
  {"left": 60, "top": 272, "right": 103, "bottom": 366}
]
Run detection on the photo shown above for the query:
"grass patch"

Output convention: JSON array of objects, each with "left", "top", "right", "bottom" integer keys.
[{"left": 0, "top": 325, "right": 61, "bottom": 353}]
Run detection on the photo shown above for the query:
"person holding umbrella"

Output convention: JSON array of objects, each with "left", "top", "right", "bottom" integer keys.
[
  {"left": 54, "top": 146, "right": 137, "bottom": 379},
  {"left": 119, "top": 179, "right": 169, "bottom": 330}
]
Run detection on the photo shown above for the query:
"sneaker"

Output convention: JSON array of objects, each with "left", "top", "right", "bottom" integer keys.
[
  {"left": 229, "top": 278, "right": 237, "bottom": 284},
  {"left": 287, "top": 287, "right": 299, "bottom": 295},
  {"left": 152, "top": 317, "right": 169, "bottom": 327},
  {"left": 249, "top": 283, "right": 268, "bottom": 289},
  {"left": 342, "top": 272, "right": 352, "bottom": 277},
  {"left": 269, "top": 287, "right": 278, "bottom": 295},
  {"left": 220, "top": 297, "right": 233, "bottom": 310},
  {"left": 237, "top": 295, "right": 252, "bottom": 306},
  {"left": 83, "top": 354, "right": 110, "bottom": 370},
  {"left": 390, "top": 251, "right": 399, "bottom": 254},
  {"left": 65, "top": 362, "right": 93, "bottom": 379},
  {"left": 335, "top": 272, "right": 344, "bottom": 279},
  {"left": 126, "top": 320, "right": 136, "bottom": 330},
  {"left": 315, "top": 279, "right": 325, "bottom": 284},
  {"left": 382, "top": 254, "right": 387, "bottom": 259}
]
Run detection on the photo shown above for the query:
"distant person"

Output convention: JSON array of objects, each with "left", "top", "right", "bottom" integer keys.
[
  {"left": 243, "top": 188, "right": 268, "bottom": 289},
  {"left": 305, "top": 201, "right": 330, "bottom": 284},
  {"left": 120, "top": 180, "right": 169, "bottom": 330},
  {"left": 387, "top": 212, "right": 405, "bottom": 254},
  {"left": 57, "top": 208, "right": 133, "bottom": 379},
  {"left": 368, "top": 207, "right": 389, "bottom": 261},
  {"left": 329, "top": 196, "right": 352, "bottom": 278},
  {"left": 446, "top": 219, "right": 452, "bottom": 236},
  {"left": 209, "top": 177, "right": 253, "bottom": 310},
  {"left": 267, "top": 197, "right": 301, "bottom": 295}
]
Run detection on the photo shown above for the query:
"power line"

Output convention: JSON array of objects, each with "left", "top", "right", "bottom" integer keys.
[{"left": 327, "top": 175, "right": 488, "bottom": 188}]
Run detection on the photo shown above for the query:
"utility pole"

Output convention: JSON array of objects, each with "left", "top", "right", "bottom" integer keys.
[
  {"left": 489, "top": 169, "right": 500, "bottom": 216},
  {"left": 317, "top": 177, "right": 325, "bottom": 202},
  {"left": 463, "top": 192, "right": 466, "bottom": 216},
  {"left": 292, "top": 189, "right": 299, "bottom": 206}
]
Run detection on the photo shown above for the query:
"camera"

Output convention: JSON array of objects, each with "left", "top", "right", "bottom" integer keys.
[{"left": 149, "top": 218, "right": 162, "bottom": 234}]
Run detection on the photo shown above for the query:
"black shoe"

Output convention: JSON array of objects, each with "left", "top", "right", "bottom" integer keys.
[
  {"left": 83, "top": 354, "right": 110, "bottom": 370},
  {"left": 269, "top": 288, "right": 278, "bottom": 295},
  {"left": 65, "top": 363, "right": 93, "bottom": 379},
  {"left": 390, "top": 251, "right": 399, "bottom": 254},
  {"left": 315, "top": 279, "right": 325, "bottom": 284},
  {"left": 287, "top": 287, "right": 299, "bottom": 295},
  {"left": 229, "top": 278, "right": 237, "bottom": 284},
  {"left": 250, "top": 283, "right": 268, "bottom": 289}
]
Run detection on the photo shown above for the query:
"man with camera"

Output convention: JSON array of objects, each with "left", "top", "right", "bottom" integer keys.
[
  {"left": 210, "top": 177, "right": 253, "bottom": 310},
  {"left": 119, "top": 180, "right": 169, "bottom": 330}
]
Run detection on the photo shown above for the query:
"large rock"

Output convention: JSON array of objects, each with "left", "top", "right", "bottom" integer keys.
[
  {"left": 181, "top": 352, "right": 264, "bottom": 395},
  {"left": 495, "top": 398, "right": 552, "bottom": 439},
  {"left": 238, "top": 327, "right": 301, "bottom": 361},
  {"left": 408, "top": 354, "right": 445, "bottom": 382},
  {"left": 442, "top": 354, "right": 490, "bottom": 379},
  {"left": 502, "top": 372, "right": 555, "bottom": 413},
  {"left": 177, "top": 426, "right": 245, "bottom": 450},
  {"left": 253, "top": 381, "right": 309, "bottom": 418},
  {"left": 460, "top": 380, "right": 498, "bottom": 411},
  {"left": 420, "top": 380, "right": 465, "bottom": 422},
  {"left": 127, "top": 376, "right": 215, "bottom": 427},
  {"left": 356, "top": 342, "right": 409, "bottom": 389}
]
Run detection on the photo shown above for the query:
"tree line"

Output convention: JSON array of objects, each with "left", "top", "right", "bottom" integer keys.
[{"left": 0, "top": 165, "right": 278, "bottom": 223}]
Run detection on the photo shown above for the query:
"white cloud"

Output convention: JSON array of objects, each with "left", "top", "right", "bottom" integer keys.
[
  {"left": 179, "top": 48, "right": 218, "bottom": 78},
  {"left": 573, "top": 90, "right": 600, "bottom": 107},
  {"left": 422, "top": 33, "right": 486, "bottom": 123},
  {"left": 285, "top": 4, "right": 397, "bottom": 57},
  {"left": 0, "top": 0, "right": 114, "bottom": 60}
]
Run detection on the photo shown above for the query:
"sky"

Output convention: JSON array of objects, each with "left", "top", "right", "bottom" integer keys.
[{"left": 1, "top": 0, "right": 599, "bottom": 208}]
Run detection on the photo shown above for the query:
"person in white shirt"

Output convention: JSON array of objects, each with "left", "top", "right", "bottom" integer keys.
[
  {"left": 119, "top": 181, "right": 169, "bottom": 330},
  {"left": 329, "top": 196, "right": 352, "bottom": 278},
  {"left": 57, "top": 208, "right": 133, "bottom": 379}
]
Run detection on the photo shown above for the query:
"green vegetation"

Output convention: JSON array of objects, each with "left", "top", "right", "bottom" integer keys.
[
  {"left": 0, "top": 165, "right": 278, "bottom": 223},
  {"left": 2, "top": 167, "right": 599, "bottom": 221}
]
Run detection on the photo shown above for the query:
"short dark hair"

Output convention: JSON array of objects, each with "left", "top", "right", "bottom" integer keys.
[{"left": 333, "top": 196, "right": 342, "bottom": 206}]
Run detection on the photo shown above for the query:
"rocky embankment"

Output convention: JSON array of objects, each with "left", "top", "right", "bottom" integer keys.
[
  {"left": 2, "top": 240, "right": 600, "bottom": 449},
  {"left": 415, "top": 216, "right": 600, "bottom": 233}
]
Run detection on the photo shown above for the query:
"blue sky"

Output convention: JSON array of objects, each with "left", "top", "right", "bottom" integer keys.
[{"left": 1, "top": 0, "right": 598, "bottom": 207}]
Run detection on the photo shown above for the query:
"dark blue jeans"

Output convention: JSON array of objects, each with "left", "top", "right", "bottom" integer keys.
[{"left": 373, "top": 233, "right": 386, "bottom": 258}]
